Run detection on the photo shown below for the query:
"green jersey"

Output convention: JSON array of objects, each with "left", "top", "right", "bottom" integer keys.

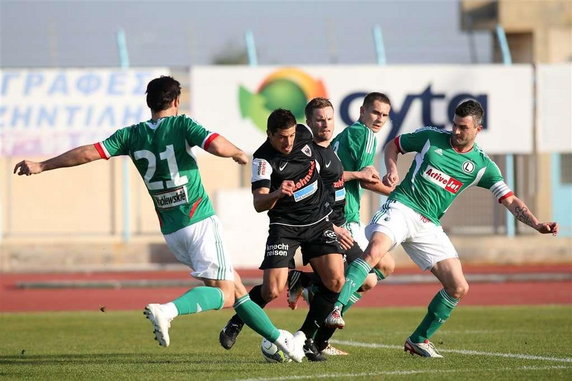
[
  {"left": 331, "top": 121, "right": 377, "bottom": 223},
  {"left": 96, "top": 115, "right": 218, "bottom": 234},
  {"left": 388, "top": 127, "right": 513, "bottom": 226}
]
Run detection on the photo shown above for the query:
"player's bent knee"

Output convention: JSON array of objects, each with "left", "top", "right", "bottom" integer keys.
[
  {"left": 324, "top": 277, "right": 345, "bottom": 293},
  {"left": 359, "top": 273, "right": 378, "bottom": 292},
  {"left": 222, "top": 294, "right": 236, "bottom": 308},
  {"left": 381, "top": 255, "right": 395, "bottom": 276},
  {"left": 220, "top": 288, "right": 236, "bottom": 308},
  {"left": 365, "top": 242, "right": 387, "bottom": 265},
  {"left": 446, "top": 283, "right": 469, "bottom": 299},
  {"left": 261, "top": 287, "right": 282, "bottom": 302},
  {"left": 459, "top": 283, "right": 470, "bottom": 298}
]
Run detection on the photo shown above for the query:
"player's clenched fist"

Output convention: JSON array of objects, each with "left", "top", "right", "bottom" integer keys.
[
  {"left": 360, "top": 165, "right": 380, "bottom": 183},
  {"left": 232, "top": 151, "right": 249, "bottom": 165},
  {"left": 382, "top": 170, "right": 399, "bottom": 187},
  {"left": 536, "top": 222, "right": 559, "bottom": 236},
  {"left": 13, "top": 160, "right": 42, "bottom": 176},
  {"left": 278, "top": 180, "right": 295, "bottom": 198}
]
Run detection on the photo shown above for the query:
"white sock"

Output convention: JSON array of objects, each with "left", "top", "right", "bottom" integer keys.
[{"left": 160, "top": 302, "right": 179, "bottom": 320}]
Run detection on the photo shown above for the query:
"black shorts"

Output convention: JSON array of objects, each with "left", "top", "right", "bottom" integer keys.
[
  {"left": 259, "top": 218, "right": 342, "bottom": 269},
  {"left": 343, "top": 241, "right": 364, "bottom": 265}
]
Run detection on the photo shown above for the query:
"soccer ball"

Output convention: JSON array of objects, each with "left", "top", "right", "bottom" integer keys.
[{"left": 261, "top": 337, "right": 291, "bottom": 363}]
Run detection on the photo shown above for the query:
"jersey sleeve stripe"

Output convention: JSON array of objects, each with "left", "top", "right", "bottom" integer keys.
[
  {"left": 251, "top": 179, "right": 271, "bottom": 191},
  {"left": 202, "top": 132, "right": 220, "bottom": 150},
  {"left": 490, "top": 181, "right": 513, "bottom": 202},
  {"left": 94, "top": 142, "right": 110, "bottom": 159},
  {"left": 498, "top": 192, "right": 514, "bottom": 203},
  {"left": 366, "top": 129, "right": 375, "bottom": 153},
  {"left": 394, "top": 136, "right": 405, "bottom": 154}
]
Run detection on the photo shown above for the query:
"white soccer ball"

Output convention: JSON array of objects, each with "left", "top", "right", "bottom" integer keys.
[{"left": 261, "top": 337, "right": 291, "bottom": 363}]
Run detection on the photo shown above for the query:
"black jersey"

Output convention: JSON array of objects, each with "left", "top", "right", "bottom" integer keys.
[
  {"left": 313, "top": 143, "right": 346, "bottom": 227},
  {"left": 251, "top": 124, "right": 331, "bottom": 226}
]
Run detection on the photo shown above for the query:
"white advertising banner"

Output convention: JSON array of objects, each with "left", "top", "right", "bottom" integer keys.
[
  {"left": 0, "top": 68, "right": 169, "bottom": 156},
  {"left": 191, "top": 65, "right": 533, "bottom": 155},
  {"left": 537, "top": 64, "right": 572, "bottom": 153}
]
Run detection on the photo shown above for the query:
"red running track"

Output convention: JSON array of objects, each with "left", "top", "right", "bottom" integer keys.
[{"left": 1, "top": 265, "right": 570, "bottom": 313}]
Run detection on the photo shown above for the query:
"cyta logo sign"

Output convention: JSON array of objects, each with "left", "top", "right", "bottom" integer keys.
[{"left": 239, "top": 68, "right": 328, "bottom": 132}]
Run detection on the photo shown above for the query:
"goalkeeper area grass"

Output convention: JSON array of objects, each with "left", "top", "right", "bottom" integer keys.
[{"left": 1, "top": 305, "right": 571, "bottom": 380}]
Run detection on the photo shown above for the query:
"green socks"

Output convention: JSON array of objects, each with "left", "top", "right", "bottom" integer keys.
[
  {"left": 410, "top": 289, "right": 459, "bottom": 342},
  {"left": 341, "top": 291, "right": 362, "bottom": 315},
  {"left": 335, "top": 258, "right": 372, "bottom": 308},
  {"left": 341, "top": 268, "right": 384, "bottom": 315},
  {"left": 234, "top": 294, "right": 280, "bottom": 342},
  {"left": 172, "top": 288, "right": 280, "bottom": 343},
  {"left": 373, "top": 267, "right": 386, "bottom": 281},
  {"left": 172, "top": 286, "right": 224, "bottom": 315}
]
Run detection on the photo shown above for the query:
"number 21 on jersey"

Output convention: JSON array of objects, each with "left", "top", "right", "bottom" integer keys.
[{"left": 134, "top": 144, "right": 188, "bottom": 191}]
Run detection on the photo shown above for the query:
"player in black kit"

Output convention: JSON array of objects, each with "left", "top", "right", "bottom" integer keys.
[
  {"left": 287, "top": 98, "right": 383, "bottom": 357},
  {"left": 219, "top": 108, "right": 346, "bottom": 361}
]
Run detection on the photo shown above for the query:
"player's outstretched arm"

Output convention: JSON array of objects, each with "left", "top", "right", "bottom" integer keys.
[
  {"left": 501, "top": 195, "right": 559, "bottom": 235},
  {"left": 13, "top": 144, "right": 102, "bottom": 176},
  {"left": 343, "top": 166, "right": 380, "bottom": 182},
  {"left": 205, "top": 135, "right": 248, "bottom": 165},
  {"left": 361, "top": 178, "right": 394, "bottom": 196}
]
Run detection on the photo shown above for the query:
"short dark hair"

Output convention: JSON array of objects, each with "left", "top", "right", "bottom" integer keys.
[
  {"left": 267, "top": 108, "right": 297, "bottom": 134},
  {"left": 363, "top": 92, "right": 391, "bottom": 108},
  {"left": 455, "top": 99, "right": 484, "bottom": 126},
  {"left": 305, "top": 97, "right": 333, "bottom": 120},
  {"left": 146, "top": 76, "right": 181, "bottom": 112}
]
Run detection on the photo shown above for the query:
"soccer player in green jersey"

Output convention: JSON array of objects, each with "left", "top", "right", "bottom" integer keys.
[
  {"left": 330, "top": 92, "right": 396, "bottom": 308},
  {"left": 13, "top": 75, "right": 304, "bottom": 362},
  {"left": 325, "top": 99, "right": 559, "bottom": 358}
]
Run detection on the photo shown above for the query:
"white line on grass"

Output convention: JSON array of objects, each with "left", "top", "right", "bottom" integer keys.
[
  {"left": 235, "top": 365, "right": 570, "bottom": 381},
  {"left": 332, "top": 339, "right": 572, "bottom": 363}
]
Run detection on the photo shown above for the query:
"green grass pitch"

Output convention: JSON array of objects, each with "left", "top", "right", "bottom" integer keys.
[{"left": 1, "top": 305, "right": 571, "bottom": 380}]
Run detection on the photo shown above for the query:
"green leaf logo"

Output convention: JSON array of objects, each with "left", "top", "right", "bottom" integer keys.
[{"left": 239, "top": 68, "right": 328, "bottom": 132}]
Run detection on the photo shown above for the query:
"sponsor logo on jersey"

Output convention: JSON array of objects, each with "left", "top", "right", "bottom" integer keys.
[
  {"left": 334, "top": 188, "right": 346, "bottom": 202},
  {"left": 301, "top": 144, "right": 312, "bottom": 157},
  {"left": 435, "top": 148, "right": 443, "bottom": 155},
  {"left": 257, "top": 160, "right": 267, "bottom": 176},
  {"left": 278, "top": 161, "right": 288, "bottom": 171},
  {"left": 325, "top": 160, "right": 332, "bottom": 168},
  {"left": 332, "top": 177, "right": 345, "bottom": 188},
  {"left": 422, "top": 165, "right": 463, "bottom": 194},
  {"left": 293, "top": 160, "right": 316, "bottom": 191},
  {"left": 293, "top": 180, "right": 318, "bottom": 202},
  {"left": 333, "top": 176, "right": 346, "bottom": 202},
  {"left": 153, "top": 186, "right": 189, "bottom": 209},
  {"left": 265, "top": 243, "right": 289, "bottom": 257},
  {"left": 462, "top": 160, "right": 475, "bottom": 173}
]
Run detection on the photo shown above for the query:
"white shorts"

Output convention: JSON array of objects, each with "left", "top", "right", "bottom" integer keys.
[
  {"left": 164, "top": 215, "right": 234, "bottom": 281},
  {"left": 344, "top": 221, "right": 369, "bottom": 251},
  {"left": 365, "top": 200, "right": 458, "bottom": 271}
]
